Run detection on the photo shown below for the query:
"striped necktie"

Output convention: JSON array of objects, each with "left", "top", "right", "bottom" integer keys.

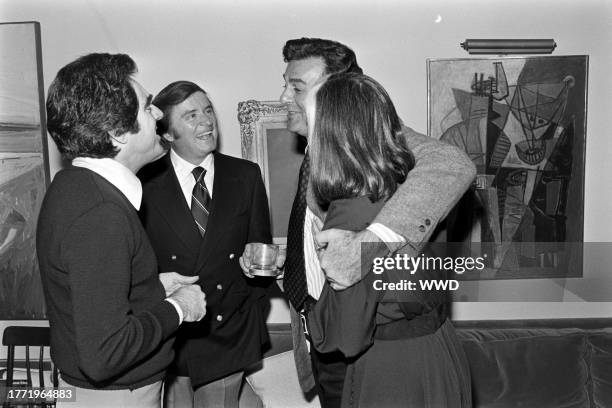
[{"left": 191, "top": 166, "right": 211, "bottom": 237}]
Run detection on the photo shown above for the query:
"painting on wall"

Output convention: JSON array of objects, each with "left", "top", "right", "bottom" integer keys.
[
  {"left": 0, "top": 22, "right": 50, "bottom": 318},
  {"left": 238, "top": 100, "right": 304, "bottom": 245},
  {"left": 428, "top": 56, "right": 587, "bottom": 280}
]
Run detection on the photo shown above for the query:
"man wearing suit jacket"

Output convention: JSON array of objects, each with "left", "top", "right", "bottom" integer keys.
[
  {"left": 240, "top": 38, "right": 476, "bottom": 408},
  {"left": 139, "top": 81, "right": 272, "bottom": 408}
]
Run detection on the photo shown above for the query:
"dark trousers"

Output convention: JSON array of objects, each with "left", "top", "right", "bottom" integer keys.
[
  {"left": 309, "top": 340, "right": 348, "bottom": 408},
  {"left": 303, "top": 296, "right": 348, "bottom": 408}
]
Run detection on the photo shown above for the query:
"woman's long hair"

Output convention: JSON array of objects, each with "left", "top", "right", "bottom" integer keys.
[{"left": 309, "top": 73, "right": 415, "bottom": 209}]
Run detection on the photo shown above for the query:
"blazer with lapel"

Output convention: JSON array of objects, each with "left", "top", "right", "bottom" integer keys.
[{"left": 139, "top": 151, "right": 272, "bottom": 387}]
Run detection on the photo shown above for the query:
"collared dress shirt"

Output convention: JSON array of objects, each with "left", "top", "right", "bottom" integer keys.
[{"left": 170, "top": 148, "right": 215, "bottom": 207}]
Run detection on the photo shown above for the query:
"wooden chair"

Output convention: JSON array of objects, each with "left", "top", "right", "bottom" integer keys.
[{"left": 2, "top": 326, "right": 58, "bottom": 407}]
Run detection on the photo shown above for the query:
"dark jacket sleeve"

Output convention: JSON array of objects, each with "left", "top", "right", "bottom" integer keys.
[{"left": 246, "top": 163, "right": 272, "bottom": 245}]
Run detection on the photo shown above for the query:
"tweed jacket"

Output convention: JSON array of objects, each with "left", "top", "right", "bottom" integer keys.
[{"left": 291, "top": 126, "right": 477, "bottom": 393}]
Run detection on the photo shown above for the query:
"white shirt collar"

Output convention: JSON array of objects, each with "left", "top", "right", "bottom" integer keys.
[
  {"left": 72, "top": 157, "right": 143, "bottom": 209},
  {"left": 170, "top": 149, "right": 214, "bottom": 184}
]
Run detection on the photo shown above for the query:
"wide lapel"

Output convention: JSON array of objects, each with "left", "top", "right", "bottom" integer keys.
[
  {"left": 193, "top": 153, "right": 242, "bottom": 270},
  {"left": 149, "top": 155, "right": 202, "bottom": 254}
]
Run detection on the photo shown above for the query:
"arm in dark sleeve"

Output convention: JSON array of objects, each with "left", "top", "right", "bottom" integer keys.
[
  {"left": 60, "top": 203, "right": 179, "bottom": 383},
  {"left": 246, "top": 163, "right": 273, "bottom": 244}
]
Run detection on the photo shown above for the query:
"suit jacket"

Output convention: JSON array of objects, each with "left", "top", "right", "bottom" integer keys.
[
  {"left": 139, "top": 152, "right": 272, "bottom": 387},
  {"left": 291, "top": 126, "right": 477, "bottom": 393}
]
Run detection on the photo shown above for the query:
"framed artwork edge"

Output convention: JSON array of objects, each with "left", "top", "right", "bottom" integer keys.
[
  {"left": 426, "top": 55, "right": 587, "bottom": 280},
  {"left": 238, "top": 100, "right": 288, "bottom": 184},
  {"left": 0, "top": 21, "right": 50, "bottom": 319},
  {"left": 238, "top": 100, "right": 294, "bottom": 245}
]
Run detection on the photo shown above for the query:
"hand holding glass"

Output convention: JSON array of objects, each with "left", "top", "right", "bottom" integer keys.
[{"left": 245, "top": 243, "right": 282, "bottom": 276}]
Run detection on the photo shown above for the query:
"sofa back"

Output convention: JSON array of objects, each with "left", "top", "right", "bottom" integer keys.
[
  {"left": 265, "top": 318, "right": 612, "bottom": 407},
  {"left": 455, "top": 318, "right": 612, "bottom": 408}
]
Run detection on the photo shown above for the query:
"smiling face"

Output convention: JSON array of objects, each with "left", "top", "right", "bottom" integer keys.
[
  {"left": 280, "top": 56, "right": 327, "bottom": 136},
  {"left": 163, "top": 91, "right": 218, "bottom": 165}
]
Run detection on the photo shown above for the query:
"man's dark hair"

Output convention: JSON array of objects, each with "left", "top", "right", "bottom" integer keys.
[
  {"left": 46, "top": 53, "right": 140, "bottom": 160},
  {"left": 153, "top": 81, "right": 208, "bottom": 148},
  {"left": 283, "top": 37, "right": 363, "bottom": 75}
]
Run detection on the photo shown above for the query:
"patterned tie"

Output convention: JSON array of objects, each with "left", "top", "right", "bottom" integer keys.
[
  {"left": 284, "top": 154, "right": 310, "bottom": 310},
  {"left": 191, "top": 166, "right": 211, "bottom": 237}
]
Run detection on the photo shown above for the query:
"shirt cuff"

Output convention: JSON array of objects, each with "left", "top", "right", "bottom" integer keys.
[
  {"left": 165, "top": 298, "right": 184, "bottom": 325},
  {"left": 367, "top": 223, "right": 405, "bottom": 248}
]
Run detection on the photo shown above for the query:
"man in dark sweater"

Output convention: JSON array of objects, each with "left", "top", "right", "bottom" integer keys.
[{"left": 37, "top": 53, "right": 207, "bottom": 408}]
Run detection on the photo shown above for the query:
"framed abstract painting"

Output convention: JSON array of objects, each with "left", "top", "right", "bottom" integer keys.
[
  {"left": 0, "top": 22, "right": 50, "bottom": 318},
  {"left": 428, "top": 56, "right": 587, "bottom": 280}
]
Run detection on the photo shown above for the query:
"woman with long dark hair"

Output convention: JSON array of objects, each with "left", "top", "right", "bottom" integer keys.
[{"left": 305, "top": 73, "right": 472, "bottom": 408}]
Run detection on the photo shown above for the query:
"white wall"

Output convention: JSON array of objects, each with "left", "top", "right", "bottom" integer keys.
[{"left": 1, "top": 0, "right": 611, "bottom": 325}]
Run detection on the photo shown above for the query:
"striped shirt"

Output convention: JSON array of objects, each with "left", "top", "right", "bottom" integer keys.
[
  {"left": 304, "top": 207, "right": 326, "bottom": 299},
  {"left": 303, "top": 207, "right": 405, "bottom": 300}
]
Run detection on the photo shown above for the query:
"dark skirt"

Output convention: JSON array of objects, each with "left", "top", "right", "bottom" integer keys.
[{"left": 341, "top": 319, "right": 472, "bottom": 408}]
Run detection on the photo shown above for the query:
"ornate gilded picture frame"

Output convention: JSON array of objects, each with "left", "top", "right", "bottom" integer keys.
[{"left": 238, "top": 100, "right": 305, "bottom": 244}]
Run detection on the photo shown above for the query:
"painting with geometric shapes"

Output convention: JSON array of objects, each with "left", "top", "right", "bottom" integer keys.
[
  {"left": 428, "top": 56, "right": 587, "bottom": 279},
  {"left": 0, "top": 22, "right": 50, "bottom": 317}
]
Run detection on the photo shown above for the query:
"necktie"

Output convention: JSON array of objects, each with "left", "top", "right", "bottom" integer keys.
[
  {"left": 284, "top": 154, "right": 310, "bottom": 310},
  {"left": 191, "top": 166, "right": 211, "bottom": 237}
]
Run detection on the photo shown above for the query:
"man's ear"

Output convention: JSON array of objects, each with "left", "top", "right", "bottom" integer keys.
[
  {"left": 162, "top": 132, "right": 175, "bottom": 144},
  {"left": 109, "top": 130, "right": 128, "bottom": 146}
]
